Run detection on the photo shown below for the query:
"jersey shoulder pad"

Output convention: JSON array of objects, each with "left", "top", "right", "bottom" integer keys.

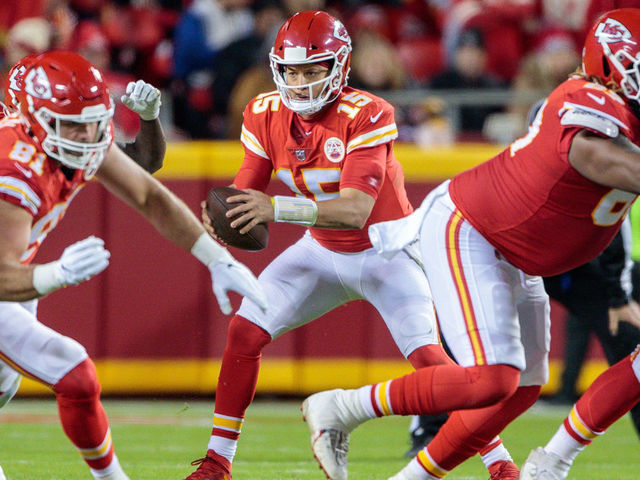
[
  {"left": 558, "top": 81, "right": 630, "bottom": 137},
  {"left": 342, "top": 89, "right": 397, "bottom": 152},
  {"left": 560, "top": 108, "right": 619, "bottom": 137},
  {"left": 0, "top": 160, "right": 43, "bottom": 215}
]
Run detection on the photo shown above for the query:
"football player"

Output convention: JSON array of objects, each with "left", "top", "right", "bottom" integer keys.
[
  {"left": 0, "top": 55, "right": 166, "bottom": 424},
  {"left": 0, "top": 50, "right": 266, "bottom": 480},
  {"left": 182, "top": 10, "right": 461, "bottom": 480},
  {"left": 302, "top": 7, "right": 640, "bottom": 480}
]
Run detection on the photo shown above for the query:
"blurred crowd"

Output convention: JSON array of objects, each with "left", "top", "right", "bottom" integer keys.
[{"left": 0, "top": 0, "right": 635, "bottom": 145}]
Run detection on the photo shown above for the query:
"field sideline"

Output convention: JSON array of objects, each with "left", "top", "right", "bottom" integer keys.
[{"left": 0, "top": 397, "right": 637, "bottom": 479}]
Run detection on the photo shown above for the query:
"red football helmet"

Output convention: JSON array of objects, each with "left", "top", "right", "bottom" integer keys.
[
  {"left": 15, "top": 50, "right": 114, "bottom": 175},
  {"left": 4, "top": 54, "right": 39, "bottom": 110},
  {"left": 269, "top": 10, "right": 352, "bottom": 115},
  {"left": 583, "top": 8, "right": 640, "bottom": 104}
]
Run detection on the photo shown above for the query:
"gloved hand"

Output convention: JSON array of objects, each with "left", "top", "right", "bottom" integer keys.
[
  {"left": 209, "top": 256, "right": 267, "bottom": 315},
  {"left": 121, "top": 80, "right": 161, "bottom": 121},
  {"left": 33, "top": 236, "right": 110, "bottom": 295},
  {"left": 58, "top": 236, "right": 110, "bottom": 284}
]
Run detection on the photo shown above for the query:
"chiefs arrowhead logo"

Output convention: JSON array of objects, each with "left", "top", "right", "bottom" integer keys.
[
  {"left": 333, "top": 20, "right": 351, "bottom": 45},
  {"left": 595, "top": 18, "right": 636, "bottom": 45},
  {"left": 24, "top": 66, "right": 52, "bottom": 99}
]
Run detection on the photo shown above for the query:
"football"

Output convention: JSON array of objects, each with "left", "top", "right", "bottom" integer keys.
[{"left": 205, "top": 186, "right": 269, "bottom": 251}]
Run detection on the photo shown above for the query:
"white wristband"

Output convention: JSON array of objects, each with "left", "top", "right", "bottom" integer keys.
[
  {"left": 33, "top": 262, "right": 65, "bottom": 295},
  {"left": 191, "top": 232, "right": 231, "bottom": 266},
  {"left": 272, "top": 196, "right": 318, "bottom": 226}
]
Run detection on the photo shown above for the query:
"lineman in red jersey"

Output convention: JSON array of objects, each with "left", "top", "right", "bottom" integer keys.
[
  {"left": 0, "top": 50, "right": 266, "bottom": 480},
  {"left": 301, "top": 8, "right": 640, "bottom": 480},
  {"left": 183, "top": 10, "right": 450, "bottom": 480}
]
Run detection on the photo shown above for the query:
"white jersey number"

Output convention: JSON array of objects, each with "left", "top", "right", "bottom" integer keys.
[
  {"left": 592, "top": 189, "right": 636, "bottom": 226},
  {"left": 276, "top": 168, "right": 341, "bottom": 201}
]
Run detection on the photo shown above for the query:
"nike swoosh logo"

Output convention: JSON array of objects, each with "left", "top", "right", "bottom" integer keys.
[
  {"left": 14, "top": 163, "right": 32, "bottom": 178},
  {"left": 587, "top": 92, "right": 606, "bottom": 105},
  {"left": 370, "top": 110, "right": 383, "bottom": 123}
]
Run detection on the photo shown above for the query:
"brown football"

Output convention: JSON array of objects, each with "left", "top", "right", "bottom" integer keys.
[{"left": 205, "top": 186, "right": 268, "bottom": 251}]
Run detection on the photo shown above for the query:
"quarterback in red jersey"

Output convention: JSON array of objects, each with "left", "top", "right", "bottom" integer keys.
[
  {"left": 0, "top": 50, "right": 265, "bottom": 480},
  {"left": 184, "top": 10, "right": 450, "bottom": 480},
  {"left": 301, "top": 7, "right": 640, "bottom": 480}
]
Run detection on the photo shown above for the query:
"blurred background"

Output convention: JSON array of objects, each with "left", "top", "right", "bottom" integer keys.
[{"left": 0, "top": 0, "right": 629, "bottom": 399}]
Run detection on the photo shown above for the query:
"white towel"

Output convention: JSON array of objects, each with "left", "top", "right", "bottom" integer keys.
[{"left": 369, "top": 180, "right": 449, "bottom": 260}]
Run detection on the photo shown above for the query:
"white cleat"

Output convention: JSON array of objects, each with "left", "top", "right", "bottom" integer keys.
[
  {"left": 0, "top": 465, "right": 6, "bottom": 480},
  {"left": 387, "top": 459, "right": 426, "bottom": 480},
  {"left": 92, "top": 457, "right": 131, "bottom": 480},
  {"left": 302, "top": 389, "right": 364, "bottom": 480},
  {"left": 520, "top": 447, "right": 571, "bottom": 480}
]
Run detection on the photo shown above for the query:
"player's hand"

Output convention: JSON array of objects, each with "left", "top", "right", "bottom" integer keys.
[
  {"left": 121, "top": 80, "right": 161, "bottom": 121},
  {"left": 608, "top": 300, "right": 640, "bottom": 335},
  {"left": 226, "top": 189, "right": 275, "bottom": 234},
  {"left": 208, "top": 255, "right": 267, "bottom": 315},
  {"left": 58, "top": 236, "right": 111, "bottom": 285}
]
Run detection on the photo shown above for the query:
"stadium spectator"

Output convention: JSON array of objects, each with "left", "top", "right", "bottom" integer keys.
[
  {"left": 349, "top": 30, "right": 407, "bottom": 91},
  {"left": 182, "top": 10, "right": 454, "bottom": 480},
  {"left": 301, "top": 7, "right": 640, "bottom": 480},
  {"left": 486, "top": 29, "right": 581, "bottom": 144},
  {"left": 440, "top": 0, "right": 536, "bottom": 82},
  {"left": 429, "top": 27, "right": 506, "bottom": 137},
  {"left": 211, "top": 0, "right": 286, "bottom": 134},
  {"left": 0, "top": 50, "right": 265, "bottom": 480},
  {"left": 171, "top": 0, "right": 254, "bottom": 138},
  {"left": 397, "top": 97, "right": 455, "bottom": 148},
  {"left": 72, "top": 21, "right": 140, "bottom": 142},
  {"left": 1, "top": 17, "right": 52, "bottom": 92}
]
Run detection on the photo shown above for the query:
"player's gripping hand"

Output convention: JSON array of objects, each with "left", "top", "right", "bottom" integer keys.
[
  {"left": 208, "top": 251, "right": 267, "bottom": 315},
  {"left": 121, "top": 80, "right": 161, "bottom": 121},
  {"left": 33, "top": 236, "right": 110, "bottom": 295}
]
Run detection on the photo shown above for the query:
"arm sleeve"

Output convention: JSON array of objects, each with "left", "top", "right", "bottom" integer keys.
[
  {"left": 597, "top": 231, "right": 629, "bottom": 308},
  {"left": 234, "top": 150, "right": 273, "bottom": 191}
]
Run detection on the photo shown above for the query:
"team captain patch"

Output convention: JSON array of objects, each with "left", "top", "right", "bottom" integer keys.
[{"left": 324, "top": 137, "right": 345, "bottom": 163}]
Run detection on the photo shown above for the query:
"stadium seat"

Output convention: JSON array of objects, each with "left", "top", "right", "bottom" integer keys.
[{"left": 397, "top": 37, "right": 444, "bottom": 84}]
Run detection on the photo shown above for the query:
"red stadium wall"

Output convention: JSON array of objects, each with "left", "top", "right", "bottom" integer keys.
[{"left": 17, "top": 142, "right": 605, "bottom": 396}]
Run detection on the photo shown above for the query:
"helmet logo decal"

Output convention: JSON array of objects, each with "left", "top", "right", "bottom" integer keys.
[
  {"left": 333, "top": 20, "right": 350, "bottom": 45},
  {"left": 324, "top": 137, "right": 345, "bottom": 163},
  {"left": 595, "top": 18, "right": 636, "bottom": 45},
  {"left": 24, "top": 67, "right": 52, "bottom": 99}
]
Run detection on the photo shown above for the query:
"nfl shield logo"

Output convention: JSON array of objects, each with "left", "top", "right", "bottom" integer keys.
[{"left": 295, "top": 149, "right": 306, "bottom": 162}]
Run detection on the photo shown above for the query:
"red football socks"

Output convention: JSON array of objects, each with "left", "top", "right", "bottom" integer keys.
[
  {"left": 211, "top": 316, "right": 271, "bottom": 443},
  {"left": 422, "top": 385, "right": 540, "bottom": 472},
  {"left": 388, "top": 363, "right": 520, "bottom": 415},
  {"left": 568, "top": 354, "right": 640, "bottom": 442},
  {"left": 55, "top": 358, "right": 113, "bottom": 470}
]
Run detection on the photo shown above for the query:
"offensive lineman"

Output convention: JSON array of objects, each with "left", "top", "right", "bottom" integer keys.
[
  {"left": 302, "top": 7, "right": 640, "bottom": 480},
  {"left": 0, "top": 50, "right": 266, "bottom": 480},
  {"left": 182, "top": 10, "right": 459, "bottom": 480}
]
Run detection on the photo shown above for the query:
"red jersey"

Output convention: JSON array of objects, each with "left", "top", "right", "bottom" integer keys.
[
  {"left": 237, "top": 87, "right": 412, "bottom": 252},
  {"left": 0, "top": 114, "right": 86, "bottom": 263},
  {"left": 450, "top": 78, "right": 640, "bottom": 276}
]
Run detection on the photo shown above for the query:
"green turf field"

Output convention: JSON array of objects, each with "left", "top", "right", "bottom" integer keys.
[{"left": 0, "top": 397, "right": 636, "bottom": 479}]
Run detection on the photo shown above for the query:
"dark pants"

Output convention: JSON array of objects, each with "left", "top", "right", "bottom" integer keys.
[{"left": 544, "top": 263, "right": 640, "bottom": 437}]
